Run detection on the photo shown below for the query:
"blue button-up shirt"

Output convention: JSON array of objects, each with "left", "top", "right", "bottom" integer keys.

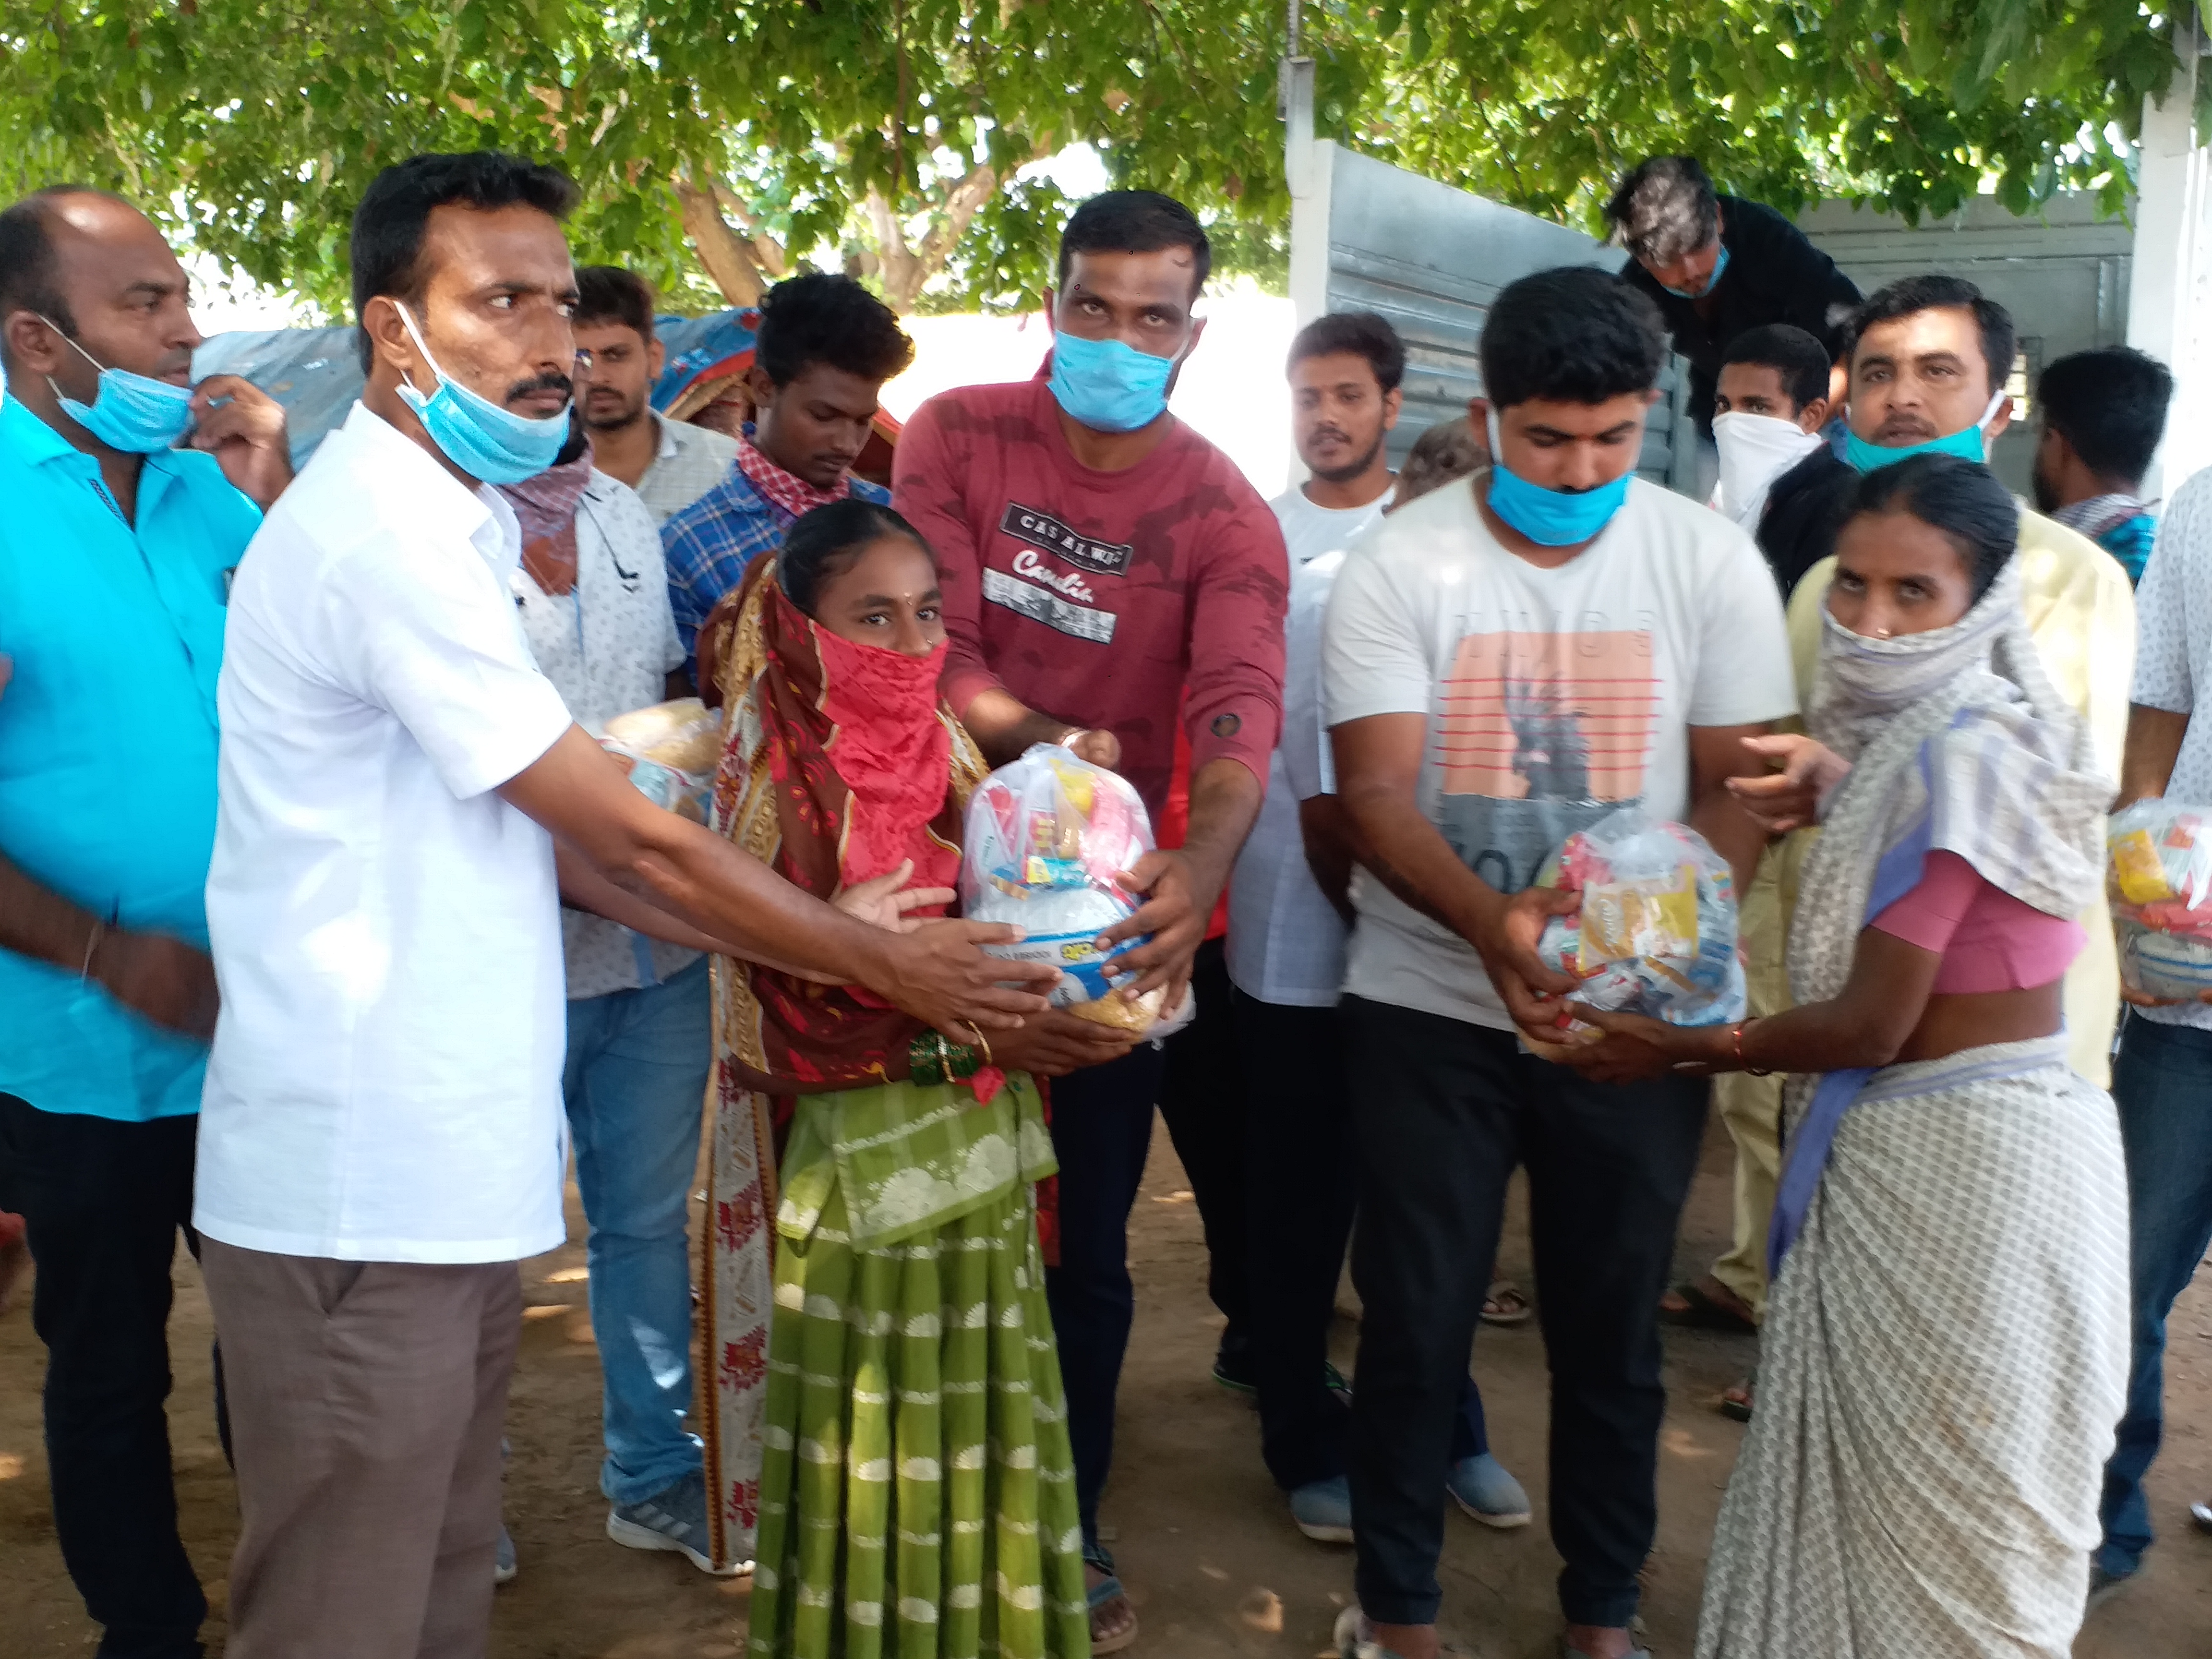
[
  {"left": 0, "top": 395, "right": 261, "bottom": 1120},
  {"left": 661, "top": 456, "right": 888, "bottom": 659}
]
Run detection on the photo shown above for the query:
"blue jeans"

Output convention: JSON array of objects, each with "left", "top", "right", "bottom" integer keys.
[
  {"left": 563, "top": 957, "right": 713, "bottom": 1507},
  {"left": 2098, "top": 1013, "right": 2212, "bottom": 1577}
]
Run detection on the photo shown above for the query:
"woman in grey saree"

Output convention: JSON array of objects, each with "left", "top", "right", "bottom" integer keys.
[{"left": 1565, "top": 455, "right": 2128, "bottom": 1658}]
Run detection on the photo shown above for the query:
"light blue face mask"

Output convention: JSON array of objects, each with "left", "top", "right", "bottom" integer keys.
[
  {"left": 41, "top": 318, "right": 196, "bottom": 453},
  {"left": 394, "top": 304, "right": 570, "bottom": 484},
  {"left": 1844, "top": 387, "right": 2008, "bottom": 474},
  {"left": 1484, "top": 408, "right": 1633, "bottom": 547},
  {"left": 1046, "top": 331, "right": 1176, "bottom": 434},
  {"left": 1660, "top": 242, "right": 1730, "bottom": 300}
]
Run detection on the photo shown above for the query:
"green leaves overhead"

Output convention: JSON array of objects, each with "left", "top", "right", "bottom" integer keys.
[{"left": 0, "top": 0, "right": 2194, "bottom": 319}]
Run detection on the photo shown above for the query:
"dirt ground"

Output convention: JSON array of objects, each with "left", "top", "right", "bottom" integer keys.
[{"left": 6, "top": 1110, "right": 2212, "bottom": 1657}]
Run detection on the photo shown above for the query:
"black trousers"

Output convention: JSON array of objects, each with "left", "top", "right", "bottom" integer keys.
[
  {"left": 1155, "top": 939, "right": 1249, "bottom": 1357},
  {"left": 0, "top": 1094, "right": 207, "bottom": 1659},
  {"left": 1042, "top": 1039, "right": 1172, "bottom": 1551},
  {"left": 1237, "top": 990, "right": 1489, "bottom": 1492},
  {"left": 1341, "top": 999, "right": 1707, "bottom": 1630}
]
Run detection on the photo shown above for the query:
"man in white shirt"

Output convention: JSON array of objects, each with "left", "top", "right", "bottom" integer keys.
[
  {"left": 1323, "top": 267, "right": 1795, "bottom": 1659},
  {"left": 1230, "top": 313, "right": 1527, "bottom": 1544},
  {"left": 193, "top": 150, "right": 1052, "bottom": 1659},
  {"left": 2091, "top": 465, "right": 2212, "bottom": 1604},
  {"left": 570, "top": 264, "right": 739, "bottom": 526}
]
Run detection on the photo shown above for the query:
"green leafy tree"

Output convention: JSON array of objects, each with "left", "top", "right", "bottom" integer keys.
[{"left": 0, "top": 0, "right": 2200, "bottom": 320}]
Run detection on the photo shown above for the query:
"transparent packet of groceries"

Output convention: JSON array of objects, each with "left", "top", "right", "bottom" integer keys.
[
  {"left": 960, "top": 744, "right": 1193, "bottom": 1038},
  {"left": 592, "top": 697, "right": 721, "bottom": 825},
  {"left": 1533, "top": 807, "right": 1747, "bottom": 1029},
  {"left": 2107, "top": 798, "right": 2212, "bottom": 1000}
]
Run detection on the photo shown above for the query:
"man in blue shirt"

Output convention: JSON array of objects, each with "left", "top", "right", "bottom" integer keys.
[
  {"left": 2032, "top": 345, "right": 2174, "bottom": 587},
  {"left": 660, "top": 273, "right": 912, "bottom": 667},
  {"left": 0, "top": 185, "right": 291, "bottom": 1659}
]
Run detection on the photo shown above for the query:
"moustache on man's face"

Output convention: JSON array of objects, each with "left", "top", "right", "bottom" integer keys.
[{"left": 505, "top": 370, "right": 575, "bottom": 406}]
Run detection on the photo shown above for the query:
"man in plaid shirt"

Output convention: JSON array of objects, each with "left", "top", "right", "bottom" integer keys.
[{"left": 660, "top": 273, "right": 914, "bottom": 663}]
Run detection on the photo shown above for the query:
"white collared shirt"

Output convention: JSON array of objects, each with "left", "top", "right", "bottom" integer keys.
[
  {"left": 196, "top": 402, "right": 576, "bottom": 1264},
  {"left": 633, "top": 410, "right": 739, "bottom": 526},
  {"left": 1224, "top": 487, "right": 1389, "bottom": 1006}
]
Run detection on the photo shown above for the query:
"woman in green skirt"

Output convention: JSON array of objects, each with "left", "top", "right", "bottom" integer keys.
[{"left": 694, "top": 500, "right": 1136, "bottom": 1656}]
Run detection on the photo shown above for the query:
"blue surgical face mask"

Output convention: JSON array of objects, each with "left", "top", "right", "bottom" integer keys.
[
  {"left": 1047, "top": 331, "right": 1175, "bottom": 434},
  {"left": 1484, "top": 408, "right": 1633, "bottom": 547},
  {"left": 1660, "top": 242, "right": 1730, "bottom": 300},
  {"left": 1844, "top": 387, "right": 2008, "bottom": 474},
  {"left": 393, "top": 304, "right": 570, "bottom": 485},
  {"left": 41, "top": 318, "right": 196, "bottom": 453}
]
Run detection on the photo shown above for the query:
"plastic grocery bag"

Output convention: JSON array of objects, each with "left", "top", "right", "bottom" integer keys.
[
  {"left": 594, "top": 698, "right": 721, "bottom": 824},
  {"left": 961, "top": 744, "right": 1191, "bottom": 1037},
  {"left": 1533, "top": 808, "right": 1747, "bottom": 1028},
  {"left": 2108, "top": 799, "right": 2212, "bottom": 1000}
]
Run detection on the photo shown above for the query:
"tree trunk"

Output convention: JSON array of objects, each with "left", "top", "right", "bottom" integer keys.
[
  {"left": 862, "top": 164, "right": 1001, "bottom": 313},
  {"left": 674, "top": 179, "right": 766, "bottom": 307}
]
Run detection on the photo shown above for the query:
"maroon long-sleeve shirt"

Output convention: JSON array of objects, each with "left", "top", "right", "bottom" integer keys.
[{"left": 891, "top": 375, "right": 1287, "bottom": 820}]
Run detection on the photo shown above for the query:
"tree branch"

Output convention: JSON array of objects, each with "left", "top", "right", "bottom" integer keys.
[
  {"left": 710, "top": 181, "right": 789, "bottom": 277},
  {"left": 674, "top": 177, "right": 766, "bottom": 306}
]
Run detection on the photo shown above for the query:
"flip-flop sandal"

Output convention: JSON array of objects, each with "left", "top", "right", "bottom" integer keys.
[
  {"left": 1480, "top": 1281, "right": 1533, "bottom": 1326},
  {"left": 1085, "top": 1546, "right": 1139, "bottom": 1655},
  {"left": 1658, "top": 1279, "right": 1757, "bottom": 1334},
  {"left": 1718, "top": 1367, "right": 1756, "bottom": 1422}
]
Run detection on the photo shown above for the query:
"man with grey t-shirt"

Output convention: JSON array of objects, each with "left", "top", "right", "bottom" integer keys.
[{"left": 1322, "top": 268, "right": 1794, "bottom": 1659}]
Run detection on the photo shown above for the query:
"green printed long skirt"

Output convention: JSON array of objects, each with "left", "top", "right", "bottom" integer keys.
[{"left": 746, "top": 1160, "right": 1090, "bottom": 1658}]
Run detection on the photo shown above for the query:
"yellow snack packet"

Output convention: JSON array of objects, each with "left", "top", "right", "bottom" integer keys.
[
  {"left": 1577, "top": 866, "right": 1699, "bottom": 971},
  {"left": 2111, "top": 828, "right": 2175, "bottom": 905}
]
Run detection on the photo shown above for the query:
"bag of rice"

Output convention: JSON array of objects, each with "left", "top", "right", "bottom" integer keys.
[
  {"left": 2108, "top": 799, "right": 2212, "bottom": 1001},
  {"left": 1533, "top": 807, "right": 1747, "bottom": 1028},
  {"left": 596, "top": 698, "right": 721, "bottom": 823},
  {"left": 960, "top": 744, "right": 1187, "bottom": 1035}
]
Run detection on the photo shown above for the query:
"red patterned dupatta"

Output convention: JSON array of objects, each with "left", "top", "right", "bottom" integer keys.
[{"left": 697, "top": 556, "right": 988, "bottom": 1569}]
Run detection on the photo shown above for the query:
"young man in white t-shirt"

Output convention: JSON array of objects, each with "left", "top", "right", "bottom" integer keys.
[
  {"left": 1231, "top": 313, "right": 1527, "bottom": 1542},
  {"left": 1322, "top": 266, "right": 1795, "bottom": 1659}
]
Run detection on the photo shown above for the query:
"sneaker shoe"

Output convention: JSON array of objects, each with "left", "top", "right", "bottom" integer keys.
[
  {"left": 1447, "top": 1452, "right": 1532, "bottom": 1529},
  {"left": 607, "top": 1470, "right": 748, "bottom": 1577},
  {"left": 1290, "top": 1475, "right": 1354, "bottom": 1544},
  {"left": 493, "top": 1525, "right": 518, "bottom": 1585},
  {"left": 1214, "top": 1354, "right": 1353, "bottom": 1396}
]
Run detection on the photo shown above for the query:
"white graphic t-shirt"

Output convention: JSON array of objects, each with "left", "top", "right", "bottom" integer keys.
[{"left": 1322, "top": 474, "right": 1796, "bottom": 1031}]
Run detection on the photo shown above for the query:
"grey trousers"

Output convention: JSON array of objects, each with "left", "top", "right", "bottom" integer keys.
[{"left": 199, "top": 1238, "right": 521, "bottom": 1659}]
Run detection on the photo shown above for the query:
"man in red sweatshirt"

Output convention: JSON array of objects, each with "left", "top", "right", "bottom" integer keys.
[{"left": 893, "top": 188, "right": 1287, "bottom": 1652}]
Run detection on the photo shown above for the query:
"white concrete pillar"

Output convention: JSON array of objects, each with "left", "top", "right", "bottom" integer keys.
[{"left": 2128, "top": 19, "right": 2212, "bottom": 497}]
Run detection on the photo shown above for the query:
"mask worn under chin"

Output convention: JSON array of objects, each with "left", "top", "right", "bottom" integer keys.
[
  {"left": 1484, "top": 408, "right": 1633, "bottom": 548},
  {"left": 1660, "top": 243, "right": 1731, "bottom": 300},
  {"left": 393, "top": 304, "right": 570, "bottom": 485},
  {"left": 1046, "top": 331, "right": 1175, "bottom": 434},
  {"left": 1711, "top": 410, "right": 1827, "bottom": 528},
  {"left": 1844, "top": 387, "right": 2008, "bottom": 475},
  {"left": 41, "top": 318, "right": 195, "bottom": 453}
]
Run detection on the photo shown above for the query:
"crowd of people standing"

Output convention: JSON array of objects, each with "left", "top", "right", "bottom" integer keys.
[{"left": 0, "top": 139, "right": 2200, "bottom": 1659}]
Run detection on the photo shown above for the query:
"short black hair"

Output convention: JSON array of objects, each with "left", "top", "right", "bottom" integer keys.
[
  {"left": 1603, "top": 157, "right": 1720, "bottom": 268},
  {"left": 349, "top": 151, "right": 580, "bottom": 371},
  {"left": 1057, "top": 189, "right": 1211, "bottom": 302},
  {"left": 777, "top": 498, "right": 933, "bottom": 617},
  {"left": 574, "top": 265, "right": 655, "bottom": 339},
  {"left": 2037, "top": 346, "right": 2173, "bottom": 488},
  {"left": 1287, "top": 311, "right": 1406, "bottom": 394},
  {"left": 753, "top": 273, "right": 915, "bottom": 389},
  {"left": 1480, "top": 266, "right": 1666, "bottom": 409},
  {"left": 1721, "top": 324, "right": 1832, "bottom": 414},
  {"left": 0, "top": 186, "right": 122, "bottom": 359},
  {"left": 1848, "top": 452, "right": 2017, "bottom": 601},
  {"left": 1844, "top": 275, "right": 2016, "bottom": 401},
  {"left": 1391, "top": 416, "right": 1486, "bottom": 511}
]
